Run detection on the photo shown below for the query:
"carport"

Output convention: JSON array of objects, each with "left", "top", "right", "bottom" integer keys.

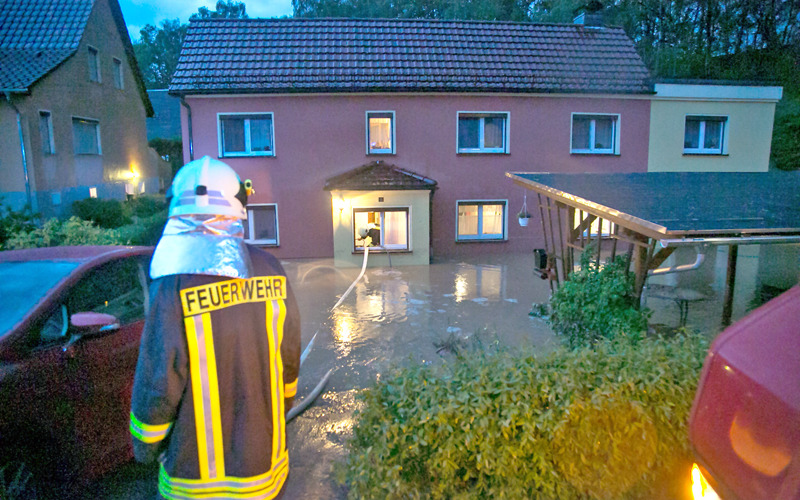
[{"left": 506, "top": 172, "right": 800, "bottom": 327}]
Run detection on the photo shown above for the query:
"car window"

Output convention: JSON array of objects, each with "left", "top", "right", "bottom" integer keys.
[{"left": 63, "top": 257, "right": 148, "bottom": 326}]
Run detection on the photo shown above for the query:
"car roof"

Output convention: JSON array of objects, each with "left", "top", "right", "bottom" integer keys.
[{"left": 0, "top": 245, "right": 152, "bottom": 263}]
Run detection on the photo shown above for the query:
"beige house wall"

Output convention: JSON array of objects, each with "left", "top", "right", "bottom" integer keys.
[
  {"left": 0, "top": 0, "right": 155, "bottom": 215},
  {"left": 648, "top": 84, "right": 782, "bottom": 172},
  {"left": 330, "top": 189, "right": 431, "bottom": 267}
]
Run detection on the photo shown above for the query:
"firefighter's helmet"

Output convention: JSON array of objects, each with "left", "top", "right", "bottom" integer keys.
[{"left": 167, "top": 156, "right": 249, "bottom": 219}]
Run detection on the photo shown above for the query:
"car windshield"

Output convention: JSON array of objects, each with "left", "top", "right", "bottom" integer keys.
[{"left": 0, "top": 261, "right": 80, "bottom": 336}]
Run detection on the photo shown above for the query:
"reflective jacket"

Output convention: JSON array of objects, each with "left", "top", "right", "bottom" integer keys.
[{"left": 130, "top": 246, "right": 301, "bottom": 500}]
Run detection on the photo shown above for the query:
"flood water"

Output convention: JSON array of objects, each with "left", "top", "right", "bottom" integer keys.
[{"left": 281, "top": 253, "right": 556, "bottom": 498}]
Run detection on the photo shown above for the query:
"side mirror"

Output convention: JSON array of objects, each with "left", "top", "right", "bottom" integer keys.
[{"left": 63, "top": 312, "right": 120, "bottom": 353}]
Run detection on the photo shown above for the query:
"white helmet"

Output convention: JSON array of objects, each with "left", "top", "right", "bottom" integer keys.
[{"left": 167, "top": 156, "right": 250, "bottom": 219}]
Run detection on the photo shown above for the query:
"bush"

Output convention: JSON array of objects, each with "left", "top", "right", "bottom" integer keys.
[
  {"left": 5, "top": 217, "right": 123, "bottom": 249},
  {"left": 71, "top": 198, "right": 131, "bottom": 228},
  {"left": 127, "top": 195, "right": 168, "bottom": 218},
  {"left": 340, "top": 333, "right": 709, "bottom": 499},
  {"left": 0, "top": 203, "right": 37, "bottom": 250},
  {"left": 116, "top": 211, "right": 168, "bottom": 246},
  {"left": 549, "top": 249, "right": 649, "bottom": 349},
  {"left": 771, "top": 111, "right": 800, "bottom": 171}
]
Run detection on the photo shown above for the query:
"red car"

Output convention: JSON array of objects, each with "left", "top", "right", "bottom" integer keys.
[
  {"left": 0, "top": 246, "right": 152, "bottom": 496},
  {"left": 689, "top": 285, "right": 800, "bottom": 500}
]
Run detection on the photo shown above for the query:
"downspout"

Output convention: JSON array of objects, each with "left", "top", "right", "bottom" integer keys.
[
  {"left": 179, "top": 97, "right": 194, "bottom": 161},
  {"left": 648, "top": 246, "right": 706, "bottom": 276},
  {"left": 4, "top": 91, "right": 34, "bottom": 211}
]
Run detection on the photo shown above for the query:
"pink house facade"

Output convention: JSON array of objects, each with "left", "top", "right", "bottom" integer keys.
[{"left": 170, "top": 18, "right": 653, "bottom": 265}]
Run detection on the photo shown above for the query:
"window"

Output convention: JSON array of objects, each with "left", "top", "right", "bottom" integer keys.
[
  {"left": 571, "top": 114, "right": 619, "bottom": 154},
  {"left": 456, "top": 201, "right": 507, "bottom": 241},
  {"left": 218, "top": 113, "right": 274, "bottom": 157},
  {"left": 39, "top": 111, "right": 55, "bottom": 154},
  {"left": 457, "top": 112, "right": 508, "bottom": 153},
  {"left": 245, "top": 204, "right": 278, "bottom": 245},
  {"left": 113, "top": 57, "right": 124, "bottom": 89},
  {"left": 366, "top": 111, "right": 395, "bottom": 154},
  {"left": 72, "top": 118, "right": 101, "bottom": 155},
  {"left": 684, "top": 116, "right": 727, "bottom": 154},
  {"left": 353, "top": 208, "right": 409, "bottom": 251},
  {"left": 88, "top": 46, "right": 100, "bottom": 82}
]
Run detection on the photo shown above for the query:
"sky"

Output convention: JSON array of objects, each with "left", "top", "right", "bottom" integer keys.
[{"left": 119, "top": 0, "right": 294, "bottom": 40}]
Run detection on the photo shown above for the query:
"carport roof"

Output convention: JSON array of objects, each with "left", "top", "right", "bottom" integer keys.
[
  {"left": 324, "top": 161, "right": 437, "bottom": 191},
  {"left": 507, "top": 171, "right": 800, "bottom": 241}
]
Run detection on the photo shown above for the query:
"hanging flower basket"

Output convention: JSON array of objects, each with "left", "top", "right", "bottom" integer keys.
[{"left": 518, "top": 213, "right": 531, "bottom": 227}]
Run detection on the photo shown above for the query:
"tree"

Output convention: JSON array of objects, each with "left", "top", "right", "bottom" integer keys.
[
  {"left": 132, "top": 2, "right": 249, "bottom": 89},
  {"left": 293, "top": 0, "right": 530, "bottom": 21}
]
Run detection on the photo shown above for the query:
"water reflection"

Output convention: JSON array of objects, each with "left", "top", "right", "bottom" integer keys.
[{"left": 453, "top": 263, "right": 504, "bottom": 302}]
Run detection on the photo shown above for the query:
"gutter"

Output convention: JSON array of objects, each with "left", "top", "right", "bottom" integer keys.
[
  {"left": 4, "top": 91, "right": 35, "bottom": 211},
  {"left": 660, "top": 235, "right": 800, "bottom": 247},
  {"left": 649, "top": 247, "right": 706, "bottom": 276},
  {"left": 179, "top": 97, "right": 194, "bottom": 161}
]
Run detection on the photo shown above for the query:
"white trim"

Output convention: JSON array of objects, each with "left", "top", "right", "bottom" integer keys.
[
  {"left": 683, "top": 115, "right": 728, "bottom": 155},
  {"left": 570, "top": 112, "right": 621, "bottom": 155},
  {"left": 455, "top": 199, "right": 508, "bottom": 241},
  {"left": 87, "top": 46, "right": 101, "bottom": 83},
  {"left": 184, "top": 91, "right": 655, "bottom": 100},
  {"left": 39, "top": 110, "right": 55, "bottom": 154},
  {"left": 245, "top": 203, "right": 279, "bottom": 246},
  {"left": 456, "top": 111, "right": 510, "bottom": 154},
  {"left": 653, "top": 83, "right": 783, "bottom": 102},
  {"left": 365, "top": 110, "right": 396, "bottom": 155},
  {"left": 112, "top": 57, "right": 124, "bottom": 90},
  {"left": 71, "top": 115, "right": 102, "bottom": 155},
  {"left": 352, "top": 206, "right": 411, "bottom": 251},
  {"left": 217, "top": 112, "right": 275, "bottom": 157}
]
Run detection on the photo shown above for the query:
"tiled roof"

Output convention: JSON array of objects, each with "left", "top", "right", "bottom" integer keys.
[
  {"left": 170, "top": 18, "right": 652, "bottom": 95},
  {"left": 324, "top": 161, "right": 438, "bottom": 191},
  {"left": 0, "top": 0, "right": 93, "bottom": 89}
]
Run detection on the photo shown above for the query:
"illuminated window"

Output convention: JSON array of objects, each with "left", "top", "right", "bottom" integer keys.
[
  {"left": 457, "top": 112, "right": 509, "bottom": 153},
  {"left": 245, "top": 204, "right": 278, "bottom": 245},
  {"left": 456, "top": 201, "right": 507, "bottom": 241},
  {"left": 366, "top": 111, "right": 395, "bottom": 154},
  {"left": 218, "top": 113, "right": 274, "bottom": 157},
  {"left": 39, "top": 111, "right": 55, "bottom": 154},
  {"left": 571, "top": 114, "right": 619, "bottom": 154},
  {"left": 684, "top": 116, "right": 727, "bottom": 155},
  {"left": 353, "top": 208, "right": 409, "bottom": 251},
  {"left": 89, "top": 187, "right": 97, "bottom": 198},
  {"left": 88, "top": 46, "right": 100, "bottom": 82}
]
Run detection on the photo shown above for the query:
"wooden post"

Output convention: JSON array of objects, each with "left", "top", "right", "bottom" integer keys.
[{"left": 721, "top": 245, "right": 739, "bottom": 328}]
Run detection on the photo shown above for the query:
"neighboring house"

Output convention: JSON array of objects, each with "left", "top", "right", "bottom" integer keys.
[
  {"left": 648, "top": 82, "right": 782, "bottom": 172},
  {"left": 146, "top": 89, "right": 181, "bottom": 141},
  {"left": 168, "top": 17, "right": 781, "bottom": 266},
  {"left": 0, "top": 0, "right": 159, "bottom": 217}
]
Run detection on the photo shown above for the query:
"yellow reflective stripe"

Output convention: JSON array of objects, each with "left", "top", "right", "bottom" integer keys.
[
  {"left": 284, "top": 379, "right": 297, "bottom": 398},
  {"left": 201, "top": 313, "right": 225, "bottom": 479},
  {"left": 184, "top": 315, "right": 210, "bottom": 480},
  {"left": 158, "top": 454, "right": 288, "bottom": 499},
  {"left": 265, "top": 301, "right": 280, "bottom": 462},
  {"left": 130, "top": 412, "right": 172, "bottom": 443},
  {"left": 274, "top": 300, "right": 287, "bottom": 454}
]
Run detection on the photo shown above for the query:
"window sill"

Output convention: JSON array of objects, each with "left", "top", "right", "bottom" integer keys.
[
  {"left": 682, "top": 152, "right": 728, "bottom": 157},
  {"left": 570, "top": 151, "right": 618, "bottom": 156},
  {"left": 246, "top": 240, "right": 278, "bottom": 247},
  {"left": 220, "top": 153, "right": 275, "bottom": 159},
  {"left": 457, "top": 151, "right": 508, "bottom": 155},
  {"left": 455, "top": 238, "right": 507, "bottom": 244},
  {"left": 352, "top": 249, "right": 411, "bottom": 254},
  {"left": 367, "top": 152, "right": 396, "bottom": 155}
]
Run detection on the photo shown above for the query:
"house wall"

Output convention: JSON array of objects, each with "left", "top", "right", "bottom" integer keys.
[
  {"left": 330, "top": 189, "right": 431, "bottom": 267},
  {"left": 182, "top": 93, "right": 650, "bottom": 260},
  {"left": 648, "top": 84, "right": 782, "bottom": 173},
  {"left": 0, "top": 0, "right": 155, "bottom": 216}
]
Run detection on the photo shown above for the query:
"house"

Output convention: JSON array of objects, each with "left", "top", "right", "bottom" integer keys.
[
  {"left": 0, "top": 0, "right": 161, "bottom": 217},
  {"left": 168, "top": 17, "right": 781, "bottom": 267}
]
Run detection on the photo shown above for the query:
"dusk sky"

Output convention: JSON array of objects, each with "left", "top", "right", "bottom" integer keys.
[{"left": 119, "top": 0, "right": 294, "bottom": 40}]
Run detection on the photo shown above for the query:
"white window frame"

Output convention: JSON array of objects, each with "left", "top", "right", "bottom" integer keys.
[
  {"left": 352, "top": 207, "right": 411, "bottom": 252},
  {"left": 113, "top": 57, "right": 124, "bottom": 90},
  {"left": 88, "top": 46, "right": 100, "bottom": 83},
  {"left": 39, "top": 110, "right": 55, "bottom": 154},
  {"left": 245, "top": 203, "right": 279, "bottom": 246},
  {"left": 217, "top": 112, "right": 275, "bottom": 158},
  {"left": 570, "top": 113, "right": 620, "bottom": 155},
  {"left": 455, "top": 200, "right": 508, "bottom": 242},
  {"left": 457, "top": 112, "right": 509, "bottom": 154},
  {"left": 365, "top": 111, "right": 396, "bottom": 155},
  {"left": 683, "top": 115, "right": 728, "bottom": 155},
  {"left": 71, "top": 116, "right": 102, "bottom": 155}
]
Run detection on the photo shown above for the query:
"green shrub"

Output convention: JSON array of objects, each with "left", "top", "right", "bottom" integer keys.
[
  {"left": 127, "top": 195, "right": 167, "bottom": 218},
  {"left": 116, "top": 211, "right": 168, "bottom": 246},
  {"left": 5, "top": 217, "right": 123, "bottom": 249},
  {"left": 0, "top": 203, "right": 37, "bottom": 250},
  {"left": 340, "top": 333, "right": 708, "bottom": 499},
  {"left": 549, "top": 249, "right": 649, "bottom": 349},
  {"left": 771, "top": 111, "right": 800, "bottom": 171},
  {"left": 71, "top": 198, "right": 131, "bottom": 228}
]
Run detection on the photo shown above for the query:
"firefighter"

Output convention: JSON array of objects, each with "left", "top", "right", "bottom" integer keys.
[{"left": 130, "top": 156, "right": 301, "bottom": 499}]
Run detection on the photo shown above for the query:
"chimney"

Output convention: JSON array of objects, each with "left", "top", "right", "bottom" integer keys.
[{"left": 573, "top": 1, "right": 605, "bottom": 27}]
